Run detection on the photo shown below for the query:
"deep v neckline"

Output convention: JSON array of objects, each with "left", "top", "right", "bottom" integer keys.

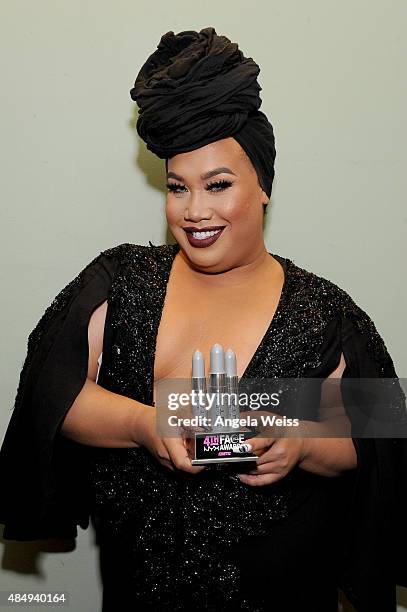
[{"left": 151, "top": 243, "right": 291, "bottom": 390}]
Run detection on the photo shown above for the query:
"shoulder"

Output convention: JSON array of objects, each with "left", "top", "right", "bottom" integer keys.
[
  {"left": 285, "top": 256, "right": 360, "bottom": 316},
  {"left": 285, "top": 256, "right": 394, "bottom": 375},
  {"left": 100, "top": 242, "right": 177, "bottom": 284},
  {"left": 100, "top": 241, "right": 175, "bottom": 266}
]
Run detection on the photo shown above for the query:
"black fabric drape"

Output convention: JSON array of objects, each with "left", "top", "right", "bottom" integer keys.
[
  {"left": 0, "top": 250, "right": 119, "bottom": 540},
  {"left": 338, "top": 313, "right": 407, "bottom": 609},
  {"left": 0, "top": 243, "right": 406, "bottom": 612}
]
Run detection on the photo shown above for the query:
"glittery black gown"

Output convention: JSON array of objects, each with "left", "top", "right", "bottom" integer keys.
[{"left": 1, "top": 242, "right": 406, "bottom": 612}]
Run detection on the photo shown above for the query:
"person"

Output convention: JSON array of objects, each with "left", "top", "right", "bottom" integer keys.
[{"left": 0, "top": 27, "right": 406, "bottom": 612}]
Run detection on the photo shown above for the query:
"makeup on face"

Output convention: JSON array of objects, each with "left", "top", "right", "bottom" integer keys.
[
  {"left": 166, "top": 162, "right": 236, "bottom": 251},
  {"left": 183, "top": 226, "right": 226, "bottom": 248},
  {"left": 166, "top": 140, "right": 267, "bottom": 265}
]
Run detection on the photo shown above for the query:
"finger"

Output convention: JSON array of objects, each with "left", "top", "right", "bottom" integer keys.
[
  {"left": 247, "top": 461, "right": 282, "bottom": 475},
  {"left": 256, "top": 441, "right": 291, "bottom": 467},
  {"left": 241, "top": 436, "right": 276, "bottom": 454},
  {"left": 239, "top": 410, "right": 283, "bottom": 435},
  {"left": 163, "top": 437, "right": 205, "bottom": 474},
  {"left": 180, "top": 422, "right": 205, "bottom": 437},
  {"left": 238, "top": 472, "right": 283, "bottom": 486},
  {"left": 154, "top": 440, "right": 175, "bottom": 471},
  {"left": 158, "top": 456, "right": 175, "bottom": 471}
]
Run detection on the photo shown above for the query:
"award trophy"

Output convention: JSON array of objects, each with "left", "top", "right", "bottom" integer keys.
[{"left": 189, "top": 343, "right": 258, "bottom": 465}]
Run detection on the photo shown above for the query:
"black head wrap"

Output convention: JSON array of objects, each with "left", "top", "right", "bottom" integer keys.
[{"left": 130, "top": 27, "right": 276, "bottom": 198}]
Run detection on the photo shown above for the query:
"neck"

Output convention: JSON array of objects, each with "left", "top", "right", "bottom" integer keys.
[{"left": 174, "top": 243, "right": 279, "bottom": 290}]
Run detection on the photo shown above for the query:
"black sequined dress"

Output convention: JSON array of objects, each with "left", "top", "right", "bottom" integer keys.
[{"left": 1, "top": 242, "right": 406, "bottom": 612}]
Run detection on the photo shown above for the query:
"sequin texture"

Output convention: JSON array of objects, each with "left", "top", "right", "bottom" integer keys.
[{"left": 85, "top": 242, "right": 398, "bottom": 610}]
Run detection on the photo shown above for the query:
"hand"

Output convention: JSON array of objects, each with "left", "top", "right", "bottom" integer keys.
[
  {"left": 238, "top": 434, "right": 307, "bottom": 487},
  {"left": 132, "top": 405, "right": 205, "bottom": 474}
]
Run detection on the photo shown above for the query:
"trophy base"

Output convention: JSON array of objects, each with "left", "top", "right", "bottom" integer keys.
[
  {"left": 190, "top": 430, "right": 258, "bottom": 466},
  {"left": 191, "top": 456, "right": 257, "bottom": 465}
]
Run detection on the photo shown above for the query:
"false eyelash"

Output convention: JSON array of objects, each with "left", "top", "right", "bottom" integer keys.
[
  {"left": 166, "top": 179, "right": 233, "bottom": 193},
  {"left": 205, "top": 180, "right": 233, "bottom": 192},
  {"left": 166, "top": 183, "right": 186, "bottom": 193}
]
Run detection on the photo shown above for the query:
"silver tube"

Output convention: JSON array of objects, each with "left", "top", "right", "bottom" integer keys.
[
  {"left": 209, "top": 372, "right": 229, "bottom": 432},
  {"left": 191, "top": 376, "right": 208, "bottom": 421},
  {"left": 226, "top": 374, "right": 240, "bottom": 420}
]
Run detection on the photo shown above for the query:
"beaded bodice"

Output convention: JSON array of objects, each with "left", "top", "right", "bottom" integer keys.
[{"left": 81, "top": 242, "right": 384, "bottom": 609}]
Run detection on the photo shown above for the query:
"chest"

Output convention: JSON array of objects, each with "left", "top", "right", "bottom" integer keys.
[
  {"left": 153, "top": 280, "right": 283, "bottom": 382},
  {"left": 101, "top": 249, "right": 333, "bottom": 407}
]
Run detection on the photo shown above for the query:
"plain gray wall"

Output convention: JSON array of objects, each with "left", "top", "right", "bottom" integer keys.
[{"left": 1, "top": 1, "right": 406, "bottom": 610}]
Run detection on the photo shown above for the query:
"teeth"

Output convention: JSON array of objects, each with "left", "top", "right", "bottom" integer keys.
[{"left": 191, "top": 229, "right": 222, "bottom": 240}]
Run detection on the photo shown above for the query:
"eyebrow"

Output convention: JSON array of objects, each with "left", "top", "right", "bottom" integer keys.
[{"left": 166, "top": 166, "right": 237, "bottom": 182}]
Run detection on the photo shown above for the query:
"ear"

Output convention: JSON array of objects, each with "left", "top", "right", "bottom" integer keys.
[{"left": 260, "top": 187, "right": 269, "bottom": 205}]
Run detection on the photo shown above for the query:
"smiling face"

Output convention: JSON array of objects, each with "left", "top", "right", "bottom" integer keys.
[{"left": 165, "top": 137, "right": 269, "bottom": 273}]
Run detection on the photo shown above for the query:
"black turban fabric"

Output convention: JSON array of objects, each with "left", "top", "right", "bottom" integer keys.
[{"left": 130, "top": 27, "right": 276, "bottom": 198}]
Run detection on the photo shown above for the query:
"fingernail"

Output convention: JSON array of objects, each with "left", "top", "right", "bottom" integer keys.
[{"left": 235, "top": 443, "right": 252, "bottom": 453}]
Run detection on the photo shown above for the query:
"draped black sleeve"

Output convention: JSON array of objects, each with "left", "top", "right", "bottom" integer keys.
[
  {"left": 0, "top": 247, "right": 120, "bottom": 541},
  {"left": 318, "top": 306, "right": 407, "bottom": 607}
]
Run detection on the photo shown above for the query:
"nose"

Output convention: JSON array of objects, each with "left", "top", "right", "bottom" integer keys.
[{"left": 184, "top": 191, "right": 213, "bottom": 222}]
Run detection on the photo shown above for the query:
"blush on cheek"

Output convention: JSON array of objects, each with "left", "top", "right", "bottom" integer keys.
[
  {"left": 241, "top": 199, "right": 255, "bottom": 216},
  {"left": 223, "top": 199, "right": 252, "bottom": 221}
]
